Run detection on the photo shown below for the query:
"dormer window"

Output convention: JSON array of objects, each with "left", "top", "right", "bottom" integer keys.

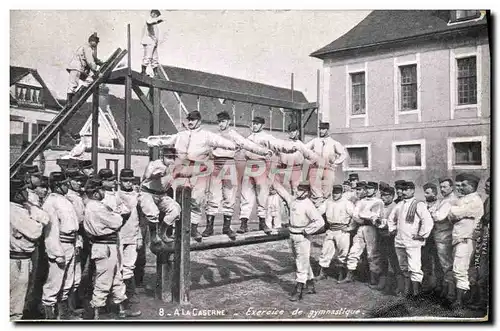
[
  {"left": 15, "top": 84, "right": 43, "bottom": 107},
  {"left": 449, "top": 10, "right": 482, "bottom": 23}
]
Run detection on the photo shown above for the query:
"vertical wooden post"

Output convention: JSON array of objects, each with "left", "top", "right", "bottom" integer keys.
[
  {"left": 152, "top": 87, "right": 160, "bottom": 160},
  {"left": 317, "top": 69, "right": 321, "bottom": 138},
  {"left": 291, "top": 73, "right": 294, "bottom": 102},
  {"left": 173, "top": 185, "right": 191, "bottom": 305},
  {"left": 91, "top": 87, "right": 99, "bottom": 170},
  {"left": 124, "top": 24, "right": 132, "bottom": 168},
  {"left": 297, "top": 106, "right": 303, "bottom": 142}
]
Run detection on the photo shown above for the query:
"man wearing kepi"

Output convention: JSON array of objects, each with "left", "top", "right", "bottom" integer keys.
[
  {"left": 84, "top": 179, "right": 128, "bottom": 320},
  {"left": 238, "top": 116, "right": 297, "bottom": 235},
  {"left": 305, "top": 122, "right": 347, "bottom": 214},
  {"left": 141, "top": 110, "right": 237, "bottom": 242},
  {"left": 387, "top": 181, "right": 434, "bottom": 299},
  {"left": 447, "top": 173, "right": 484, "bottom": 309},
  {"left": 42, "top": 172, "right": 81, "bottom": 320},
  {"left": 339, "top": 181, "right": 384, "bottom": 286},
  {"left": 66, "top": 33, "right": 103, "bottom": 105},
  {"left": 10, "top": 178, "right": 49, "bottom": 321},
  {"left": 139, "top": 147, "right": 181, "bottom": 246},
  {"left": 117, "top": 169, "right": 142, "bottom": 317},
  {"left": 273, "top": 181, "right": 325, "bottom": 301},
  {"left": 205, "top": 111, "right": 272, "bottom": 240},
  {"left": 317, "top": 184, "right": 354, "bottom": 282}
]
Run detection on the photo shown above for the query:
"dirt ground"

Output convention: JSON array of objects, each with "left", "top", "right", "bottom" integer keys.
[{"left": 95, "top": 229, "right": 488, "bottom": 322}]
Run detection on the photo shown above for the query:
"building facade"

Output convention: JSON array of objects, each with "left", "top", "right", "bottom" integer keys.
[{"left": 311, "top": 10, "right": 490, "bottom": 190}]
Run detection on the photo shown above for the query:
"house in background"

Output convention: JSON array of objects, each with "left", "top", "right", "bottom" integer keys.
[{"left": 311, "top": 10, "right": 490, "bottom": 189}]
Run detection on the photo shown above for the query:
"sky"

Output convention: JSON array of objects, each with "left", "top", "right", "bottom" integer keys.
[{"left": 10, "top": 10, "right": 370, "bottom": 101}]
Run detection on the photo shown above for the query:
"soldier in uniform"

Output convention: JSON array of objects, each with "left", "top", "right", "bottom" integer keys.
[
  {"left": 79, "top": 160, "right": 95, "bottom": 178},
  {"left": 117, "top": 169, "right": 143, "bottom": 317},
  {"left": 138, "top": 147, "right": 181, "bottom": 246},
  {"left": 83, "top": 179, "right": 128, "bottom": 319},
  {"left": 393, "top": 180, "right": 406, "bottom": 204},
  {"left": 373, "top": 186, "right": 401, "bottom": 294},
  {"left": 305, "top": 122, "right": 347, "bottom": 214},
  {"left": 238, "top": 116, "right": 297, "bottom": 235},
  {"left": 141, "top": 110, "right": 237, "bottom": 241},
  {"left": 204, "top": 111, "right": 272, "bottom": 239},
  {"left": 273, "top": 181, "right": 325, "bottom": 301},
  {"left": 19, "top": 164, "right": 43, "bottom": 206},
  {"left": 66, "top": 33, "right": 104, "bottom": 105},
  {"left": 448, "top": 173, "right": 484, "bottom": 309},
  {"left": 41, "top": 172, "right": 80, "bottom": 320},
  {"left": 339, "top": 182, "right": 384, "bottom": 286},
  {"left": 387, "top": 181, "right": 434, "bottom": 298},
  {"left": 10, "top": 178, "right": 49, "bottom": 321},
  {"left": 317, "top": 184, "right": 354, "bottom": 282}
]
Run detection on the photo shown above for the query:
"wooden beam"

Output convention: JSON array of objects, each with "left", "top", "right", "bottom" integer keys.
[
  {"left": 151, "top": 87, "right": 160, "bottom": 160},
  {"left": 302, "top": 108, "right": 316, "bottom": 127},
  {"left": 161, "top": 228, "right": 290, "bottom": 253},
  {"left": 124, "top": 25, "right": 132, "bottom": 168},
  {"left": 172, "top": 186, "right": 192, "bottom": 305},
  {"left": 91, "top": 87, "right": 99, "bottom": 170},
  {"left": 132, "top": 84, "right": 153, "bottom": 114},
  {"left": 106, "top": 69, "right": 316, "bottom": 111}
]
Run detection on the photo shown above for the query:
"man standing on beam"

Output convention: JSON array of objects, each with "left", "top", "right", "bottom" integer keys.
[
  {"left": 237, "top": 116, "right": 298, "bottom": 235},
  {"left": 305, "top": 122, "right": 347, "bottom": 214},
  {"left": 141, "top": 110, "right": 238, "bottom": 242},
  {"left": 204, "top": 111, "right": 273, "bottom": 240}
]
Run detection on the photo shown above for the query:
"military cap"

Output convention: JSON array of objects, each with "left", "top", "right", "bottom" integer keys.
[
  {"left": 342, "top": 180, "right": 351, "bottom": 186},
  {"left": 355, "top": 181, "right": 367, "bottom": 189},
  {"left": 456, "top": 173, "right": 480, "bottom": 185},
  {"left": 332, "top": 185, "right": 343, "bottom": 194},
  {"left": 20, "top": 164, "right": 41, "bottom": 176},
  {"left": 11, "top": 178, "right": 27, "bottom": 192},
  {"left": 88, "top": 32, "right": 100, "bottom": 43},
  {"left": 97, "top": 168, "right": 115, "bottom": 181},
  {"left": 381, "top": 187, "right": 395, "bottom": 196},
  {"left": 120, "top": 169, "right": 135, "bottom": 181},
  {"left": 348, "top": 173, "right": 359, "bottom": 181},
  {"left": 151, "top": 9, "right": 161, "bottom": 16},
  {"left": 216, "top": 111, "right": 231, "bottom": 121},
  {"left": 39, "top": 176, "right": 49, "bottom": 188},
  {"left": 319, "top": 122, "right": 330, "bottom": 129},
  {"left": 297, "top": 181, "right": 311, "bottom": 191},
  {"left": 80, "top": 160, "right": 94, "bottom": 169},
  {"left": 252, "top": 116, "right": 265, "bottom": 124},
  {"left": 85, "top": 178, "right": 103, "bottom": 192},
  {"left": 394, "top": 180, "right": 406, "bottom": 188},
  {"left": 66, "top": 169, "right": 87, "bottom": 182},
  {"left": 366, "top": 181, "right": 378, "bottom": 189},
  {"left": 379, "top": 181, "right": 390, "bottom": 191},
  {"left": 49, "top": 172, "right": 69, "bottom": 184},
  {"left": 423, "top": 182, "right": 438, "bottom": 193},
  {"left": 161, "top": 146, "right": 177, "bottom": 158},
  {"left": 186, "top": 111, "right": 202, "bottom": 120},
  {"left": 288, "top": 122, "right": 299, "bottom": 132},
  {"left": 402, "top": 181, "right": 415, "bottom": 190},
  {"left": 72, "top": 133, "right": 81, "bottom": 140}
]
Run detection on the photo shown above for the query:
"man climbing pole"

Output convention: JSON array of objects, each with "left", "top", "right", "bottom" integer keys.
[
  {"left": 66, "top": 32, "right": 104, "bottom": 106},
  {"left": 141, "top": 10, "right": 164, "bottom": 77}
]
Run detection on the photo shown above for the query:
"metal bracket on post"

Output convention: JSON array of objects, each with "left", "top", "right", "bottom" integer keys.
[{"left": 172, "top": 185, "right": 191, "bottom": 305}]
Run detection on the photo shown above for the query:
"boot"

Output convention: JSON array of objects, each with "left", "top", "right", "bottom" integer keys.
[
  {"left": 159, "top": 222, "right": 174, "bottom": 243},
  {"left": 222, "top": 215, "right": 237, "bottom": 240},
  {"left": 122, "top": 300, "right": 142, "bottom": 317},
  {"left": 338, "top": 270, "right": 354, "bottom": 284},
  {"left": 93, "top": 307, "right": 100, "bottom": 320},
  {"left": 368, "top": 272, "right": 380, "bottom": 287},
  {"left": 58, "top": 300, "right": 81, "bottom": 320},
  {"left": 202, "top": 215, "right": 215, "bottom": 237},
  {"left": 141, "top": 65, "right": 147, "bottom": 75},
  {"left": 124, "top": 278, "right": 140, "bottom": 305},
  {"left": 384, "top": 274, "right": 397, "bottom": 295},
  {"left": 374, "top": 275, "right": 388, "bottom": 291},
  {"left": 337, "top": 266, "right": 346, "bottom": 282},
  {"left": 237, "top": 218, "right": 248, "bottom": 234},
  {"left": 412, "top": 281, "right": 422, "bottom": 299},
  {"left": 191, "top": 223, "right": 202, "bottom": 242},
  {"left": 289, "top": 282, "right": 304, "bottom": 301},
  {"left": 451, "top": 288, "right": 466, "bottom": 310},
  {"left": 66, "top": 93, "right": 75, "bottom": 107},
  {"left": 43, "top": 305, "right": 56, "bottom": 320},
  {"left": 402, "top": 276, "right": 412, "bottom": 298},
  {"left": 395, "top": 274, "right": 405, "bottom": 296},
  {"left": 304, "top": 279, "right": 316, "bottom": 294},
  {"left": 117, "top": 303, "right": 127, "bottom": 318},
  {"left": 447, "top": 281, "right": 456, "bottom": 302},
  {"left": 258, "top": 217, "right": 272, "bottom": 235},
  {"left": 439, "top": 281, "right": 449, "bottom": 299},
  {"left": 316, "top": 267, "right": 328, "bottom": 281},
  {"left": 466, "top": 285, "right": 480, "bottom": 308},
  {"left": 68, "top": 289, "right": 84, "bottom": 316}
]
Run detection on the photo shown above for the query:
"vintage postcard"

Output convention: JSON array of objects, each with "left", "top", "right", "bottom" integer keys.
[{"left": 9, "top": 9, "right": 490, "bottom": 322}]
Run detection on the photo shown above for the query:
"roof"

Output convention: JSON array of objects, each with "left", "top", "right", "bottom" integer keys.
[
  {"left": 311, "top": 10, "right": 489, "bottom": 59},
  {"left": 10, "top": 66, "right": 62, "bottom": 110}
]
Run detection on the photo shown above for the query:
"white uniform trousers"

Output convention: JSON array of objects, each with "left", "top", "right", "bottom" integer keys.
[
  {"left": 453, "top": 239, "right": 474, "bottom": 291},
  {"left": 319, "top": 229, "right": 351, "bottom": 268},
  {"left": 395, "top": 246, "right": 424, "bottom": 282},
  {"left": 142, "top": 44, "right": 159, "bottom": 68},
  {"left": 308, "top": 166, "right": 335, "bottom": 213},
  {"left": 67, "top": 70, "right": 93, "bottom": 94},
  {"left": 138, "top": 191, "right": 181, "bottom": 226},
  {"left": 10, "top": 259, "right": 31, "bottom": 320},
  {"left": 120, "top": 243, "right": 138, "bottom": 280},
  {"left": 206, "top": 161, "right": 238, "bottom": 216},
  {"left": 239, "top": 161, "right": 270, "bottom": 219},
  {"left": 346, "top": 225, "right": 381, "bottom": 274},
  {"left": 42, "top": 242, "right": 75, "bottom": 306},
  {"left": 289, "top": 233, "right": 315, "bottom": 284}
]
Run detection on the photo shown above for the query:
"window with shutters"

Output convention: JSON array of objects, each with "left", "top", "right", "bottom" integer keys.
[{"left": 15, "top": 84, "right": 43, "bottom": 107}]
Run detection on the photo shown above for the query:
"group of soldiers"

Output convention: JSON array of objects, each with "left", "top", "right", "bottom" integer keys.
[{"left": 10, "top": 108, "right": 490, "bottom": 320}]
